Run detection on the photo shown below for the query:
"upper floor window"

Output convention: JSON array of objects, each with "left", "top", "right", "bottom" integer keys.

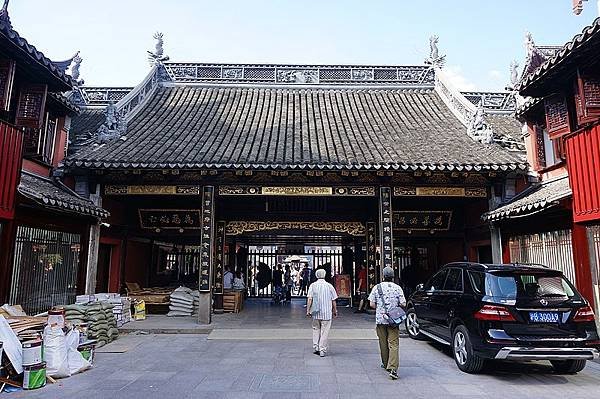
[
  {"left": 535, "top": 125, "right": 565, "bottom": 170},
  {"left": 23, "top": 111, "right": 58, "bottom": 164}
]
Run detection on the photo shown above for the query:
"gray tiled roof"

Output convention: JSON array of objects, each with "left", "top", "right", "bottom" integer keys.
[
  {"left": 18, "top": 171, "right": 109, "bottom": 218},
  {"left": 483, "top": 175, "right": 571, "bottom": 221},
  {"left": 67, "top": 85, "right": 526, "bottom": 171}
]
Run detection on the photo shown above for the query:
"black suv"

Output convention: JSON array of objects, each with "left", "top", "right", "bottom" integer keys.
[{"left": 405, "top": 262, "right": 600, "bottom": 374}]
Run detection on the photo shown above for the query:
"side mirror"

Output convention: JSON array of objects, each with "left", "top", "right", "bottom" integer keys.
[{"left": 415, "top": 283, "right": 424, "bottom": 292}]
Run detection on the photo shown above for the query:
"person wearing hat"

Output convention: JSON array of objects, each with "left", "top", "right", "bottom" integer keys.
[
  {"left": 306, "top": 268, "right": 338, "bottom": 357},
  {"left": 368, "top": 266, "right": 406, "bottom": 380}
]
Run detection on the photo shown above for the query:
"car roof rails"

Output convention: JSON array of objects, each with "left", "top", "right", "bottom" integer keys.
[{"left": 512, "top": 262, "right": 549, "bottom": 268}]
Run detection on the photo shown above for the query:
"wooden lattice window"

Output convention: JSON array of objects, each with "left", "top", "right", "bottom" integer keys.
[
  {"left": 16, "top": 84, "right": 47, "bottom": 128},
  {"left": 0, "top": 59, "right": 15, "bottom": 111},
  {"left": 23, "top": 111, "right": 57, "bottom": 163},
  {"left": 544, "top": 95, "right": 571, "bottom": 138},
  {"left": 535, "top": 125, "right": 546, "bottom": 169},
  {"left": 576, "top": 69, "right": 600, "bottom": 124}
]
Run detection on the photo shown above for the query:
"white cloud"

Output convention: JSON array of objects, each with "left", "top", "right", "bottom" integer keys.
[
  {"left": 488, "top": 70, "right": 503, "bottom": 80},
  {"left": 443, "top": 65, "right": 477, "bottom": 91}
]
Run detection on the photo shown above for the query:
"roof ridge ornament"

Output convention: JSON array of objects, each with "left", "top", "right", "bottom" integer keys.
[
  {"left": 425, "top": 35, "right": 446, "bottom": 68},
  {"left": 96, "top": 102, "right": 127, "bottom": 143},
  {"left": 0, "top": 0, "right": 10, "bottom": 28},
  {"left": 147, "top": 32, "right": 169, "bottom": 65},
  {"left": 506, "top": 60, "right": 520, "bottom": 91},
  {"left": 522, "top": 32, "right": 550, "bottom": 78},
  {"left": 467, "top": 98, "right": 494, "bottom": 145}
]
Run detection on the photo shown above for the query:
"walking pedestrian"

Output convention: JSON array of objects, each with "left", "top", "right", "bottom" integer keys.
[
  {"left": 354, "top": 263, "right": 368, "bottom": 313},
  {"left": 368, "top": 266, "right": 406, "bottom": 380},
  {"left": 306, "top": 269, "right": 338, "bottom": 357}
]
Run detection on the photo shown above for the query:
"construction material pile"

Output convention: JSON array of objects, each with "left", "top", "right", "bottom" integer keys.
[
  {"left": 167, "top": 287, "right": 199, "bottom": 317},
  {"left": 76, "top": 293, "right": 132, "bottom": 327},
  {"left": 63, "top": 302, "right": 118, "bottom": 347}
]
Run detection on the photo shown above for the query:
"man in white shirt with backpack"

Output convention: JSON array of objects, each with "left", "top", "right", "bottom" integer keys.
[{"left": 369, "top": 266, "right": 406, "bottom": 380}]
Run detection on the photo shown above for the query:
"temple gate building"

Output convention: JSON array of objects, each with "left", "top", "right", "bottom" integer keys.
[{"left": 63, "top": 37, "right": 527, "bottom": 322}]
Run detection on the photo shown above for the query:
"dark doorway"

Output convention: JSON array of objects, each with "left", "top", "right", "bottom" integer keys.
[
  {"left": 477, "top": 245, "right": 493, "bottom": 263},
  {"left": 96, "top": 244, "right": 112, "bottom": 293}
]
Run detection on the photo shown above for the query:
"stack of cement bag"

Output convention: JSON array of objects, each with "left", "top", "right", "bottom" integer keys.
[
  {"left": 167, "top": 287, "right": 199, "bottom": 316},
  {"left": 63, "top": 302, "right": 119, "bottom": 347}
]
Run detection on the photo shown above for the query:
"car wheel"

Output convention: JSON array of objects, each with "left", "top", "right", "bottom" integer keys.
[
  {"left": 405, "top": 308, "right": 425, "bottom": 340},
  {"left": 453, "top": 325, "right": 485, "bottom": 374},
  {"left": 550, "top": 359, "right": 587, "bottom": 374}
]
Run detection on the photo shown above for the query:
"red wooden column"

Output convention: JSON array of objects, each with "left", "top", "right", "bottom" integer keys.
[{"left": 572, "top": 223, "right": 595, "bottom": 307}]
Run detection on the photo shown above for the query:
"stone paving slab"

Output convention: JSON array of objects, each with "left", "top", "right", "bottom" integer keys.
[{"left": 8, "top": 334, "right": 600, "bottom": 399}]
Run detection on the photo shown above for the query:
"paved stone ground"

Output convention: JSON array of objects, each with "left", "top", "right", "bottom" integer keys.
[
  {"left": 120, "top": 298, "right": 377, "bottom": 333},
  {"left": 10, "top": 334, "right": 600, "bottom": 399}
]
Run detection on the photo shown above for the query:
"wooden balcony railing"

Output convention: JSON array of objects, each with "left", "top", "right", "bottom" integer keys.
[{"left": 0, "top": 121, "right": 24, "bottom": 220}]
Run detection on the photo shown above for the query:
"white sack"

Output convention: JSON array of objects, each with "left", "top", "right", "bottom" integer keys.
[{"left": 44, "top": 325, "right": 70, "bottom": 378}]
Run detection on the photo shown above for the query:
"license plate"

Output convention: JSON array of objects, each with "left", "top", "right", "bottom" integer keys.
[{"left": 529, "top": 311, "right": 560, "bottom": 323}]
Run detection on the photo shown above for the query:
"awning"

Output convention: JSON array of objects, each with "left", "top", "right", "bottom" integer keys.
[
  {"left": 18, "top": 171, "right": 109, "bottom": 219},
  {"left": 483, "top": 175, "right": 572, "bottom": 222}
]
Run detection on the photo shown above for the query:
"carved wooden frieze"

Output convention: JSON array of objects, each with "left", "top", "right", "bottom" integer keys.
[
  {"left": 104, "top": 185, "right": 201, "bottom": 195},
  {"left": 225, "top": 221, "right": 366, "bottom": 236},
  {"left": 393, "top": 186, "right": 487, "bottom": 198},
  {"left": 218, "top": 186, "right": 376, "bottom": 196}
]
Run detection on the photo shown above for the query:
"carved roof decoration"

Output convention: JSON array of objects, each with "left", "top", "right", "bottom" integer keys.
[
  {"left": 435, "top": 70, "right": 525, "bottom": 151},
  {"left": 47, "top": 92, "right": 80, "bottom": 115},
  {"left": 518, "top": 17, "right": 600, "bottom": 95},
  {"left": 0, "top": 1, "right": 75, "bottom": 90},
  {"left": 483, "top": 175, "right": 571, "bottom": 221},
  {"left": 162, "top": 62, "right": 435, "bottom": 86},
  {"left": 461, "top": 92, "right": 516, "bottom": 112},
  {"left": 18, "top": 171, "right": 109, "bottom": 218},
  {"left": 424, "top": 35, "right": 446, "bottom": 68}
]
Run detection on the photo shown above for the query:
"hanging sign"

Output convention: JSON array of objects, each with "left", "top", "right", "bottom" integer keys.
[
  {"left": 199, "top": 186, "right": 215, "bottom": 292},
  {"left": 392, "top": 211, "right": 452, "bottom": 231},
  {"left": 214, "top": 221, "right": 226, "bottom": 294},
  {"left": 366, "top": 222, "right": 377, "bottom": 291},
  {"left": 379, "top": 187, "right": 394, "bottom": 275},
  {"left": 138, "top": 209, "right": 202, "bottom": 230}
]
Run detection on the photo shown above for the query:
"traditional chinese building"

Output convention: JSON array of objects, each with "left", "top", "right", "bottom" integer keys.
[
  {"left": 484, "top": 18, "right": 600, "bottom": 320},
  {"left": 0, "top": 2, "right": 108, "bottom": 314},
  {"left": 64, "top": 35, "right": 526, "bottom": 322}
]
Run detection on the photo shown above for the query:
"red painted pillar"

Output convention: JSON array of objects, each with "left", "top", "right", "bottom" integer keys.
[{"left": 572, "top": 223, "right": 595, "bottom": 306}]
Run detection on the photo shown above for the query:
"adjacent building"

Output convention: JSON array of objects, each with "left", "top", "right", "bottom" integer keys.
[
  {"left": 485, "top": 17, "right": 600, "bottom": 320},
  {"left": 0, "top": 4, "right": 107, "bottom": 314}
]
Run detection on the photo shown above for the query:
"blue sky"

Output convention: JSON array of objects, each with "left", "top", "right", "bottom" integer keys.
[{"left": 11, "top": 0, "right": 600, "bottom": 90}]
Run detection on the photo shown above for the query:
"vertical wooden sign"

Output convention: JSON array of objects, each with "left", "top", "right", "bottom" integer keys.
[
  {"left": 199, "top": 186, "right": 215, "bottom": 292},
  {"left": 214, "top": 221, "right": 226, "bottom": 294},
  {"left": 379, "top": 187, "right": 394, "bottom": 277},
  {"left": 366, "top": 222, "right": 377, "bottom": 291}
]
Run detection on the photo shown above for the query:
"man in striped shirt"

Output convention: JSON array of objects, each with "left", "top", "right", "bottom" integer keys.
[{"left": 306, "top": 268, "right": 338, "bottom": 357}]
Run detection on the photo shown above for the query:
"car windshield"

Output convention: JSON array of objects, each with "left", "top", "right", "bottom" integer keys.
[{"left": 468, "top": 270, "right": 579, "bottom": 304}]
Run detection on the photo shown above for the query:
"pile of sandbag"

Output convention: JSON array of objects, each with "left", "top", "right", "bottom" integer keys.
[
  {"left": 63, "top": 302, "right": 119, "bottom": 347},
  {"left": 167, "top": 287, "right": 199, "bottom": 317}
]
